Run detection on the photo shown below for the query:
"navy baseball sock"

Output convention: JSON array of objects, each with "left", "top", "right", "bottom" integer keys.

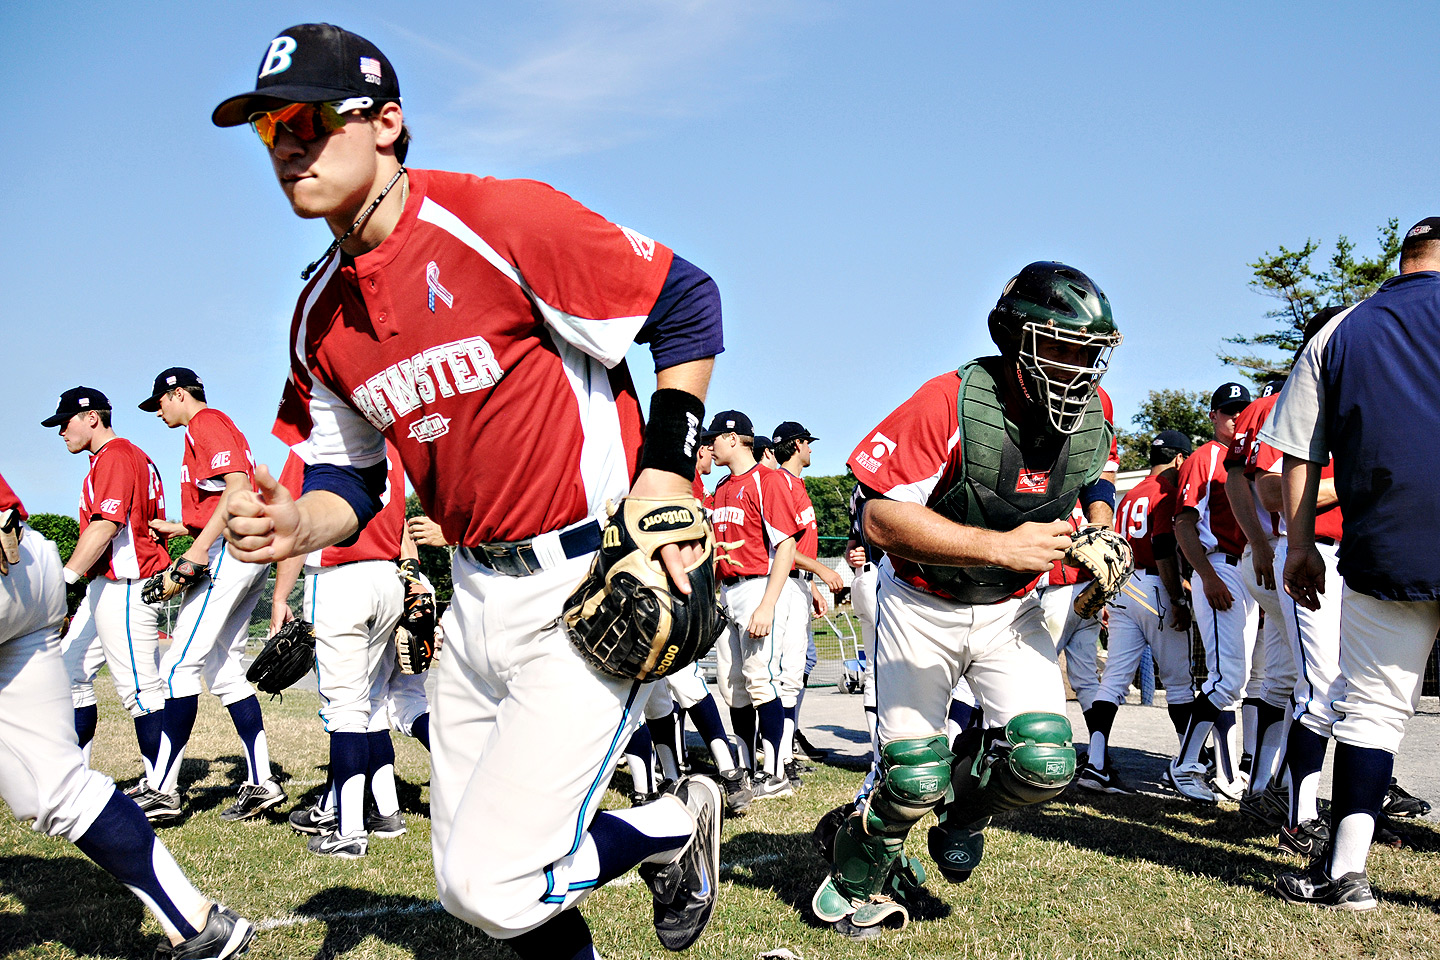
[
  {"left": 1282, "top": 721, "right": 1329, "bottom": 824},
  {"left": 367, "top": 731, "right": 399, "bottom": 817},
  {"left": 1328, "top": 743, "right": 1393, "bottom": 877},
  {"left": 589, "top": 806, "right": 691, "bottom": 885},
  {"left": 155, "top": 695, "right": 199, "bottom": 793},
  {"left": 690, "top": 695, "right": 736, "bottom": 770},
  {"left": 624, "top": 726, "right": 656, "bottom": 796},
  {"left": 729, "top": 707, "right": 756, "bottom": 771},
  {"left": 330, "top": 732, "right": 368, "bottom": 838},
  {"left": 75, "top": 790, "right": 204, "bottom": 940},
  {"left": 411, "top": 713, "right": 430, "bottom": 751},
  {"left": 1166, "top": 701, "right": 1193, "bottom": 744},
  {"left": 646, "top": 710, "right": 682, "bottom": 782},
  {"left": 1177, "top": 696, "right": 1220, "bottom": 767},
  {"left": 75, "top": 705, "right": 98, "bottom": 750},
  {"left": 1241, "top": 697, "right": 1263, "bottom": 762},
  {"left": 133, "top": 712, "right": 165, "bottom": 784},
  {"left": 1212, "top": 708, "right": 1239, "bottom": 783},
  {"left": 226, "top": 695, "right": 269, "bottom": 784},
  {"left": 1083, "top": 700, "right": 1119, "bottom": 768},
  {"left": 506, "top": 908, "right": 596, "bottom": 960},
  {"left": 757, "top": 700, "right": 785, "bottom": 777},
  {"left": 1249, "top": 700, "right": 1287, "bottom": 791},
  {"left": 781, "top": 702, "right": 798, "bottom": 764}
]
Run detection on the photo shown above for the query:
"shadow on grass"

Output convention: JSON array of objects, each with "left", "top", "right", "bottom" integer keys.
[
  {"left": 0, "top": 854, "right": 151, "bottom": 959},
  {"left": 289, "top": 886, "right": 503, "bottom": 959}
]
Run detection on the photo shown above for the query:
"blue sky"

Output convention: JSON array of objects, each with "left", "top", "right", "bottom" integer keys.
[{"left": 5, "top": 1, "right": 1434, "bottom": 513}]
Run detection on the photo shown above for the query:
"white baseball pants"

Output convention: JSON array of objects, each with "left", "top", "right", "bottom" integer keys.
[
  {"left": 160, "top": 541, "right": 267, "bottom": 704},
  {"left": 305, "top": 560, "right": 403, "bottom": 733},
  {"left": 1097, "top": 571, "right": 1193, "bottom": 705},
  {"left": 1193, "top": 555, "right": 1260, "bottom": 708},
  {"left": 1330, "top": 585, "right": 1440, "bottom": 755},
  {"left": 1036, "top": 581, "right": 1102, "bottom": 711},
  {"left": 61, "top": 578, "right": 164, "bottom": 717},
  {"left": 1274, "top": 539, "right": 1344, "bottom": 734},
  {"left": 714, "top": 576, "right": 799, "bottom": 708},
  {"left": 1239, "top": 540, "right": 1297, "bottom": 708}
]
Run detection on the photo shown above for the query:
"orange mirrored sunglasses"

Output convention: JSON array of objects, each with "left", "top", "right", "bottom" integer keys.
[{"left": 249, "top": 98, "right": 373, "bottom": 148}]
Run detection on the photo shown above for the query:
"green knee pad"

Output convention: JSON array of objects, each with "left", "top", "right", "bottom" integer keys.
[{"left": 942, "top": 712, "right": 1076, "bottom": 826}]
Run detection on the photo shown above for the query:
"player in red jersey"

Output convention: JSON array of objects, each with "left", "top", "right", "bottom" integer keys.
[
  {"left": 1168, "top": 381, "right": 1258, "bottom": 803},
  {"left": 0, "top": 472, "right": 256, "bottom": 959},
  {"left": 707, "top": 411, "right": 803, "bottom": 800},
  {"left": 42, "top": 387, "right": 172, "bottom": 800},
  {"left": 272, "top": 445, "right": 416, "bottom": 857},
  {"left": 1077, "top": 430, "right": 1193, "bottom": 794},
  {"left": 141, "top": 368, "right": 281, "bottom": 822},
  {"left": 214, "top": 24, "right": 724, "bottom": 956}
]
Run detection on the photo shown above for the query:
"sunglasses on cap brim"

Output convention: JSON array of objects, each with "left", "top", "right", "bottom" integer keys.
[{"left": 249, "top": 97, "right": 375, "bottom": 148}]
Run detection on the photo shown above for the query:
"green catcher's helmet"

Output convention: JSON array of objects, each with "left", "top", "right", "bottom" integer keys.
[{"left": 987, "top": 261, "right": 1121, "bottom": 435}]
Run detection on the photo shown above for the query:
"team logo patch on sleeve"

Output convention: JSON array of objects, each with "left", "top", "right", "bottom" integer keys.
[
  {"left": 1016, "top": 469, "right": 1050, "bottom": 494},
  {"left": 100, "top": 498, "right": 122, "bottom": 514},
  {"left": 210, "top": 451, "right": 232, "bottom": 470},
  {"left": 619, "top": 226, "right": 656, "bottom": 261}
]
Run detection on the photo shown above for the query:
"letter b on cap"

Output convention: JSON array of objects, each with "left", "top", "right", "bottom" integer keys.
[{"left": 259, "top": 36, "right": 298, "bottom": 78}]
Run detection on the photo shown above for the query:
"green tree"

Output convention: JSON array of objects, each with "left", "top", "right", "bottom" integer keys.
[
  {"left": 405, "top": 494, "right": 453, "bottom": 603},
  {"left": 26, "top": 513, "right": 78, "bottom": 563},
  {"left": 1115, "top": 390, "right": 1213, "bottom": 472},
  {"left": 1221, "top": 220, "right": 1400, "bottom": 384},
  {"left": 804, "top": 472, "right": 854, "bottom": 554}
]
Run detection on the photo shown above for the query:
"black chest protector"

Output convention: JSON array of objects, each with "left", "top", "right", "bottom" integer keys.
[{"left": 917, "top": 357, "right": 1111, "bottom": 604}]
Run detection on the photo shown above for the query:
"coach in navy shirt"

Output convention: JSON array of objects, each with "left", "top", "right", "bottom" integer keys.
[{"left": 1260, "top": 216, "right": 1440, "bottom": 910}]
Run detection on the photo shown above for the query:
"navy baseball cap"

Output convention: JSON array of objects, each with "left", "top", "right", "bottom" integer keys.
[
  {"left": 753, "top": 436, "right": 774, "bottom": 459},
  {"left": 1404, "top": 217, "right": 1440, "bottom": 244},
  {"left": 42, "top": 386, "right": 111, "bottom": 427},
  {"left": 1152, "top": 430, "right": 1193, "bottom": 455},
  {"left": 772, "top": 421, "right": 817, "bottom": 445},
  {"left": 212, "top": 23, "right": 401, "bottom": 127},
  {"left": 1210, "top": 382, "right": 1252, "bottom": 412},
  {"left": 700, "top": 410, "right": 753, "bottom": 441},
  {"left": 139, "top": 367, "right": 204, "bottom": 412}
]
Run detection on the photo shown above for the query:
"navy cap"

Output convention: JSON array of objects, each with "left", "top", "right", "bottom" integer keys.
[
  {"left": 139, "top": 367, "right": 204, "bottom": 412},
  {"left": 700, "top": 410, "right": 753, "bottom": 441},
  {"left": 213, "top": 23, "right": 401, "bottom": 127},
  {"left": 42, "top": 386, "right": 111, "bottom": 428},
  {"left": 1404, "top": 217, "right": 1440, "bottom": 244},
  {"left": 753, "top": 436, "right": 774, "bottom": 458},
  {"left": 1210, "top": 382, "right": 1252, "bottom": 412},
  {"left": 1152, "top": 429, "right": 1193, "bottom": 455},
  {"left": 772, "top": 421, "right": 817, "bottom": 445}
]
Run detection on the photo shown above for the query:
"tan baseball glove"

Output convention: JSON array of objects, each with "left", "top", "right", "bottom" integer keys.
[
  {"left": 142, "top": 557, "right": 209, "bottom": 605},
  {"left": 1064, "top": 526, "right": 1135, "bottom": 619}
]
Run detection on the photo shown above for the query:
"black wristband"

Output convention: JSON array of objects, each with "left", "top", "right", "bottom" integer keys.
[{"left": 639, "top": 389, "right": 706, "bottom": 479}]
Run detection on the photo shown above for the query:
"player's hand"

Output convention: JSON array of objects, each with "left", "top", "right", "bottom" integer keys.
[
  {"left": 406, "top": 514, "right": 449, "bottom": 548},
  {"left": 818, "top": 564, "right": 845, "bottom": 593},
  {"left": 269, "top": 603, "right": 294, "bottom": 638},
  {"left": 1167, "top": 596, "right": 1191, "bottom": 632},
  {"left": 747, "top": 601, "right": 775, "bottom": 638},
  {"left": 149, "top": 518, "right": 187, "bottom": 539},
  {"left": 628, "top": 467, "right": 707, "bottom": 596},
  {"left": 810, "top": 581, "right": 828, "bottom": 617},
  {"left": 1201, "top": 572, "right": 1234, "bottom": 611},
  {"left": 846, "top": 546, "right": 867, "bottom": 569},
  {"left": 224, "top": 464, "right": 301, "bottom": 562},
  {"left": 994, "top": 520, "right": 1073, "bottom": 572},
  {"left": 1251, "top": 537, "right": 1276, "bottom": 592},
  {"left": 1283, "top": 543, "right": 1327, "bottom": 611}
]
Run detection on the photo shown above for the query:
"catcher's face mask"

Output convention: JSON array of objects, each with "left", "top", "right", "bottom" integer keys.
[{"left": 250, "top": 98, "right": 373, "bottom": 149}]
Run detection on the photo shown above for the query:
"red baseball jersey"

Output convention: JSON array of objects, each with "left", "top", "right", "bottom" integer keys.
[
  {"left": 79, "top": 438, "right": 171, "bottom": 580},
  {"left": 1251, "top": 437, "right": 1344, "bottom": 542},
  {"left": 776, "top": 468, "right": 819, "bottom": 560},
  {"left": 0, "top": 471, "right": 26, "bottom": 517},
  {"left": 711, "top": 464, "right": 801, "bottom": 579},
  {"left": 1175, "top": 439, "right": 1247, "bottom": 557},
  {"left": 848, "top": 369, "right": 1047, "bottom": 597},
  {"left": 278, "top": 446, "right": 407, "bottom": 567},
  {"left": 1098, "top": 385, "right": 1119, "bottom": 474},
  {"left": 181, "top": 407, "right": 256, "bottom": 536},
  {"left": 272, "top": 170, "right": 671, "bottom": 547},
  {"left": 1116, "top": 472, "right": 1179, "bottom": 571},
  {"left": 1226, "top": 394, "right": 1279, "bottom": 474}
]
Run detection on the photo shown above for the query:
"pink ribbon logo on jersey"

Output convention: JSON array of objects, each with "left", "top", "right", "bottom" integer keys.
[{"left": 427, "top": 261, "right": 454, "bottom": 313}]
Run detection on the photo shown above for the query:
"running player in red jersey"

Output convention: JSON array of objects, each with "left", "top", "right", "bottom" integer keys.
[
  {"left": 43, "top": 387, "right": 172, "bottom": 803},
  {"left": 214, "top": 24, "right": 724, "bottom": 956}
]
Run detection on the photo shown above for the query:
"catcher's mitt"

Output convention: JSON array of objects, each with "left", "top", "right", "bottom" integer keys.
[
  {"left": 246, "top": 618, "right": 316, "bottom": 695},
  {"left": 142, "top": 557, "right": 208, "bottom": 605},
  {"left": 564, "top": 497, "right": 726, "bottom": 681},
  {"left": 1064, "top": 526, "right": 1135, "bottom": 619},
  {"left": 395, "top": 558, "right": 436, "bottom": 674},
  {"left": 0, "top": 508, "right": 21, "bottom": 577}
]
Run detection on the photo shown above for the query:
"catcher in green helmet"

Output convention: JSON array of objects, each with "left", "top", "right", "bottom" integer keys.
[{"left": 813, "top": 262, "right": 1128, "bottom": 939}]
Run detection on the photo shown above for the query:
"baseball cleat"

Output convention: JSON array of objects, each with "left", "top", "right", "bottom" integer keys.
[
  {"left": 287, "top": 802, "right": 337, "bottom": 836},
  {"left": 716, "top": 767, "right": 753, "bottom": 817},
  {"left": 159, "top": 903, "right": 255, "bottom": 959},
  {"left": 751, "top": 772, "right": 794, "bottom": 800},
  {"left": 1381, "top": 778, "right": 1432, "bottom": 819},
  {"left": 1278, "top": 817, "right": 1330, "bottom": 857},
  {"left": 639, "top": 775, "right": 721, "bottom": 952},
  {"left": 1075, "top": 761, "right": 1136, "bottom": 795},
  {"left": 220, "top": 778, "right": 286, "bottom": 822},
  {"left": 794, "top": 731, "right": 829, "bottom": 760},
  {"left": 1165, "top": 762, "right": 1217, "bottom": 804},
  {"left": 128, "top": 781, "right": 183, "bottom": 823},
  {"left": 1209, "top": 767, "right": 1248, "bottom": 802},
  {"left": 1239, "top": 786, "right": 1287, "bottom": 828},
  {"left": 364, "top": 809, "right": 407, "bottom": 838},
  {"left": 784, "top": 759, "right": 804, "bottom": 790},
  {"left": 307, "top": 830, "right": 368, "bottom": 859},
  {"left": 1276, "top": 861, "right": 1376, "bottom": 911}
]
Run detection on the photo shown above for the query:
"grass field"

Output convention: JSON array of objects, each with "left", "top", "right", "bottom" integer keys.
[{"left": 5, "top": 676, "right": 1440, "bottom": 960}]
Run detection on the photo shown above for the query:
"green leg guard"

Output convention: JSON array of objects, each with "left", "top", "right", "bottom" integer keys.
[
  {"left": 929, "top": 713, "right": 1075, "bottom": 883},
  {"left": 814, "top": 735, "right": 953, "bottom": 929}
]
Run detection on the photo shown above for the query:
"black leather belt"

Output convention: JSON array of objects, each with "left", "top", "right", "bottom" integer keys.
[
  {"left": 1141, "top": 566, "right": 1159, "bottom": 576},
  {"left": 1316, "top": 536, "right": 1338, "bottom": 546},
  {"left": 1217, "top": 553, "right": 1241, "bottom": 566},
  {"left": 723, "top": 573, "right": 767, "bottom": 586},
  {"left": 790, "top": 570, "right": 813, "bottom": 582},
  {"left": 460, "top": 520, "right": 602, "bottom": 577}
]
